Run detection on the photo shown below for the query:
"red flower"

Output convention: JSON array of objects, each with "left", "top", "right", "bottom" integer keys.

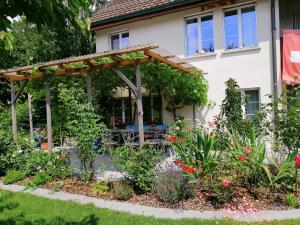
[
  {"left": 221, "top": 179, "right": 230, "bottom": 188},
  {"left": 295, "top": 156, "right": 300, "bottom": 168},
  {"left": 244, "top": 146, "right": 252, "bottom": 155},
  {"left": 168, "top": 136, "right": 177, "bottom": 143},
  {"left": 238, "top": 156, "right": 247, "bottom": 161},
  {"left": 174, "top": 160, "right": 196, "bottom": 174}
]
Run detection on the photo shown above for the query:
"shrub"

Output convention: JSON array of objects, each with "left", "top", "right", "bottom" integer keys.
[
  {"left": 32, "top": 171, "right": 52, "bottom": 186},
  {"left": 92, "top": 181, "right": 111, "bottom": 196},
  {"left": 154, "top": 170, "right": 194, "bottom": 204},
  {"left": 112, "top": 146, "right": 160, "bottom": 193},
  {"left": 3, "top": 170, "right": 25, "bottom": 184},
  {"left": 113, "top": 183, "right": 134, "bottom": 201},
  {"left": 24, "top": 151, "right": 71, "bottom": 179}
]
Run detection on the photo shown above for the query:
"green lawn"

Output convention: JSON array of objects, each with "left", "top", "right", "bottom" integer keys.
[{"left": 0, "top": 189, "right": 300, "bottom": 225}]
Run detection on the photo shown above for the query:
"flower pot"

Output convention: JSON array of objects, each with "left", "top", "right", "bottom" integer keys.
[{"left": 41, "top": 142, "right": 48, "bottom": 151}]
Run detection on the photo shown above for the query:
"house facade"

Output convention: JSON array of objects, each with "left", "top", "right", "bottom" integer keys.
[{"left": 91, "top": 0, "right": 300, "bottom": 126}]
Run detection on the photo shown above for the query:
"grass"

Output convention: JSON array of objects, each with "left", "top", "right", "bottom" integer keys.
[{"left": 0, "top": 189, "right": 300, "bottom": 225}]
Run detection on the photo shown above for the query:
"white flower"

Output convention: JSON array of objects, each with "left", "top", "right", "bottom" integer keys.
[
  {"left": 37, "top": 166, "right": 42, "bottom": 170},
  {"left": 12, "top": 154, "right": 16, "bottom": 158},
  {"left": 175, "top": 126, "right": 180, "bottom": 131},
  {"left": 18, "top": 150, "right": 23, "bottom": 153}
]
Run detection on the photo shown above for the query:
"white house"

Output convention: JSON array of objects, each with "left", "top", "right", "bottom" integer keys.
[{"left": 91, "top": 0, "right": 300, "bottom": 126}]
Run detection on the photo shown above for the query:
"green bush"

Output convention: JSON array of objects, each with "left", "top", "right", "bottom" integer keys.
[
  {"left": 92, "top": 181, "right": 111, "bottom": 196},
  {"left": 113, "top": 183, "right": 134, "bottom": 201},
  {"left": 3, "top": 170, "right": 25, "bottom": 184},
  {"left": 286, "top": 193, "right": 299, "bottom": 208},
  {"left": 154, "top": 170, "right": 194, "bottom": 204},
  {"left": 112, "top": 146, "right": 160, "bottom": 193},
  {"left": 24, "top": 151, "right": 71, "bottom": 179},
  {"left": 32, "top": 172, "right": 52, "bottom": 186}
]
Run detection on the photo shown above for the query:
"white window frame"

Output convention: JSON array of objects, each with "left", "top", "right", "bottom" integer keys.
[
  {"left": 109, "top": 30, "right": 130, "bottom": 50},
  {"left": 185, "top": 13, "right": 214, "bottom": 56},
  {"left": 240, "top": 88, "right": 261, "bottom": 118},
  {"left": 223, "top": 4, "right": 258, "bottom": 50}
]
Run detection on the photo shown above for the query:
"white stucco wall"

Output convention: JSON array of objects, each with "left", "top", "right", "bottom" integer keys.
[{"left": 95, "top": 0, "right": 281, "bottom": 124}]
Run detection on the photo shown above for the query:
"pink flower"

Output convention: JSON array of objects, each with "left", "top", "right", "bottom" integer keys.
[
  {"left": 244, "top": 146, "right": 252, "bottom": 155},
  {"left": 221, "top": 179, "right": 230, "bottom": 188}
]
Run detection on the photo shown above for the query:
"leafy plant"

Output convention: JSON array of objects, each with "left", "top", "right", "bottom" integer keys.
[
  {"left": 112, "top": 145, "right": 160, "bottom": 193},
  {"left": 32, "top": 171, "right": 52, "bottom": 186},
  {"left": 92, "top": 181, "right": 111, "bottom": 196},
  {"left": 154, "top": 170, "right": 194, "bottom": 204},
  {"left": 171, "top": 124, "right": 218, "bottom": 176},
  {"left": 286, "top": 193, "right": 299, "bottom": 208},
  {"left": 113, "top": 183, "right": 134, "bottom": 201},
  {"left": 3, "top": 170, "right": 25, "bottom": 185}
]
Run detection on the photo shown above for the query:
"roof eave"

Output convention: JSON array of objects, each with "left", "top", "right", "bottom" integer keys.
[{"left": 91, "top": 0, "right": 208, "bottom": 29}]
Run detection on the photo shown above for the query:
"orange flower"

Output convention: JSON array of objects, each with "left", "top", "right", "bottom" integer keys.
[
  {"left": 238, "top": 156, "right": 247, "bottom": 161},
  {"left": 167, "top": 136, "right": 177, "bottom": 143}
]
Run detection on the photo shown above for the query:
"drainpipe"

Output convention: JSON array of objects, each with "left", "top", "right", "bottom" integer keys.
[{"left": 271, "top": 0, "right": 278, "bottom": 99}]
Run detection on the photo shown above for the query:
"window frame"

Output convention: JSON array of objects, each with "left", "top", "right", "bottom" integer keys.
[
  {"left": 185, "top": 12, "right": 215, "bottom": 56},
  {"left": 240, "top": 88, "right": 261, "bottom": 119},
  {"left": 223, "top": 4, "right": 258, "bottom": 50},
  {"left": 109, "top": 30, "right": 130, "bottom": 50}
]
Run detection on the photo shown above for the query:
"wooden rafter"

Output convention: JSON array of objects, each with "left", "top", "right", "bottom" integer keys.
[{"left": 0, "top": 44, "right": 202, "bottom": 81}]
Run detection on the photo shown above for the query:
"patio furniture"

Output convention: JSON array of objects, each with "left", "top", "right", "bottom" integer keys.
[
  {"left": 100, "top": 130, "right": 120, "bottom": 155},
  {"left": 121, "top": 129, "right": 139, "bottom": 146}
]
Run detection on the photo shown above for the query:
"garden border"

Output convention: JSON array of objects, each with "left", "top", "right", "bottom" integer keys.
[{"left": 1, "top": 183, "right": 300, "bottom": 223}]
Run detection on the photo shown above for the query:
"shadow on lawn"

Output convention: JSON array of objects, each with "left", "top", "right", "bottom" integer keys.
[
  {"left": 0, "top": 192, "right": 100, "bottom": 225},
  {"left": 0, "top": 214, "right": 100, "bottom": 225}
]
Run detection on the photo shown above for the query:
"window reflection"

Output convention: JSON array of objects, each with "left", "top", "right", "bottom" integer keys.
[
  {"left": 186, "top": 18, "right": 199, "bottom": 56},
  {"left": 201, "top": 16, "right": 214, "bottom": 52},
  {"left": 224, "top": 10, "right": 239, "bottom": 50},
  {"left": 242, "top": 6, "right": 257, "bottom": 47}
]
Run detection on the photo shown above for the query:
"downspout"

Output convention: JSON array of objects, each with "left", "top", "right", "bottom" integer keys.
[{"left": 271, "top": 0, "right": 278, "bottom": 99}]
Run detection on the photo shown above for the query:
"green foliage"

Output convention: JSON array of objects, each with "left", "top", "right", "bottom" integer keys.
[
  {"left": 113, "top": 183, "right": 134, "bottom": 201},
  {"left": 170, "top": 119, "right": 218, "bottom": 176},
  {"left": 112, "top": 145, "right": 160, "bottom": 193},
  {"left": 3, "top": 170, "right": 25, "bottom": 184},
  {"left": 24, "top": 151, "right": 71, "bottom": 179},
  {"left": 142, "top": 62, "right": 208, "bottom": 118},
  {"left": 154, "top": 170, "right": 194, "bottom": 204},
  {"left": 273, "top": 86, "right": 300, "bottom": 153},
  {"left": 92, "top": 181, "right": 111, "bottom": 196},
  {"left": 58, "top": 83, "right": 106, "bottom": 181},
  {"left": 32, "top": 171, "right": 52, "bottom": 186},
  {"left": 286, "top": 193, "right": 299, "bottom": 208}
]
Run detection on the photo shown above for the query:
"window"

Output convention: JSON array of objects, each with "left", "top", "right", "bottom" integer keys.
[
  {"left": 186, "top": 15, "right": 214, "bottom": 56},
  {"left": 112, "top": 98, "right": 132, "bottom": 127},
  {"left": 142, "top": 95, "right": 162, "bottom": 124},
  {"left": 110, "top": 31, "right": 129, "bottom": 50},
  {"left": 224, "top": 5, "right": 257, "bottom": 50},
  {"left": 244, "top": 89, "right": 260, "bottom": 119}
]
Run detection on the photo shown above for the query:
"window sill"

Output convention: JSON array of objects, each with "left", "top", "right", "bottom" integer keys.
[
  {"left": 183, "top": 52, "right": 217, "bottom": 60},
  {"left": 222, "top": 46, "right": 261, "bottom": 55}
]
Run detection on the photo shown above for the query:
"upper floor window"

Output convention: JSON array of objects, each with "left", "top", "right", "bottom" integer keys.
[
  {"left": 186, "top": 15, "right": 214, "bottom": 56},
  {"left": 224, "top": 5, "right": 257, "bottom": 50},
  {"left": 110, "top": 31, "right": 129, "bottom": 50}
]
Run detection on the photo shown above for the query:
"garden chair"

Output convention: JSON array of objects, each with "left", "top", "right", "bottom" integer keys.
[
  {"left": 121, "top": 129, "right": 139, "bottom": 147},
  {"left": 100, "top": 130, "right": 120, "bottom": 156}
]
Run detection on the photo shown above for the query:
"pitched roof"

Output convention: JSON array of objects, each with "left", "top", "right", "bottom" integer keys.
[{"left": 91, "top": 0, "right": 205, "bottom": 29}]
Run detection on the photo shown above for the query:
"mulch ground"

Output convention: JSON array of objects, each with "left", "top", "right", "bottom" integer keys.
[{"left": 33, "top": 178, "right": 300, "bottom": 213}]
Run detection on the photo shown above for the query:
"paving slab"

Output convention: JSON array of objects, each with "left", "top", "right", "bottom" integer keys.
[{"left": 1, "top": 183, "right": 300, "bottom": 222}]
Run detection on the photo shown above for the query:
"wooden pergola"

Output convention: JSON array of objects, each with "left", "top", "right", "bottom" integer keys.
[{"left": 0, "top": 44, "right": 200, "bottom": 151}]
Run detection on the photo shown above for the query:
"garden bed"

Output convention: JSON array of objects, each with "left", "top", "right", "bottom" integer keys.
[{"left": 28, "top": 177, "right": 299, "bottom": 213}]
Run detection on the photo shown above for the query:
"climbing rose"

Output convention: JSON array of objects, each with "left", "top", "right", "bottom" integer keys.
[
  {"left": 295, "top": 156, "right": 300, "bottom": 168},
  {"left": 221, "top": 179, "right": 230, "bottom": 188},
  {"left": 238, "top": 156, "right": 247, "bottom": 161},
  {"left": 244, "top": 146, "right": 252, "bottom": 155}
]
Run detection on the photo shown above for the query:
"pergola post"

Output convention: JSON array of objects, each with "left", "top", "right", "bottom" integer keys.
[
  {"left": 45, "top": 77, "right": 53, "bottom": 152},
  {"left": 10, "top": 81, "right": 17, "bottom": 140},
  {"left": 28, "top": 94, "right": 34, "bottom": 139},
  {"left": 86, "top": 74, "right": 93, "bottom": 103},
  {"left": 135, "top": 64, "right": 144, "bottom": 148}
]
